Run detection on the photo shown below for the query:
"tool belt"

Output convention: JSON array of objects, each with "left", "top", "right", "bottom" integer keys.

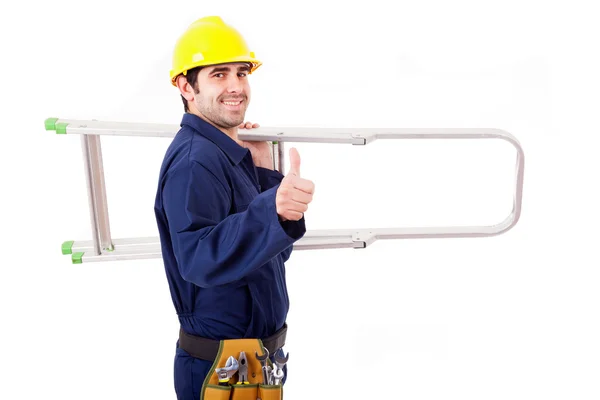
[{"left": 178, "top": 324, "right": 288, "bottom": 400}]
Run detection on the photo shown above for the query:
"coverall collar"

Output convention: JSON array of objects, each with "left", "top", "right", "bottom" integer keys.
[{"left": 181, "top": 112, "right": 248, "bottom": 166}]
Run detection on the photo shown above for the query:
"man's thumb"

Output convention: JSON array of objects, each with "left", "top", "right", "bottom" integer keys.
[{"left": 288, "top": 147, "right": 301, "bottom": 177}]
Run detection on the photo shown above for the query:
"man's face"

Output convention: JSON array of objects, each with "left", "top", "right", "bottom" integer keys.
[{"left": 190, "top": 63, "right": 251, "bottom": 130}]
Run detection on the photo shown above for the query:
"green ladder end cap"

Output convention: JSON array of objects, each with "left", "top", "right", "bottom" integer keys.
[
  {"left": 46, "top": 118, "right": 68, "bottom": 134},
  {"left": 72, "top": 252, "right": 84, "bottom": 264},
  {"left": 62, "top": 240, "right": 74, "bottom": 255},
  {"left": 55, "top": 122, "right": 69, "bottom": 134},
  {"left": 45, "top": 117, "right": 59, "bottom": 131}
]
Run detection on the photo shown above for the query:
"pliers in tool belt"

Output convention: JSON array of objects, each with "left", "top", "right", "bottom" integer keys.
[{"left": 236, "top": 351, "right": 250, "bottom": 385}]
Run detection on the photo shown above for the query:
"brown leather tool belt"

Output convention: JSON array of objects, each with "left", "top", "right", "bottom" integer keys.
[{"left": 178, "top": 323, "right": 287, "bottom": 361}]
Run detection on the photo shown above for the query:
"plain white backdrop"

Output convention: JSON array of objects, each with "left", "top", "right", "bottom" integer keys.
[{"left": 1, "top": 0, "right": 599, "bottom": 399}]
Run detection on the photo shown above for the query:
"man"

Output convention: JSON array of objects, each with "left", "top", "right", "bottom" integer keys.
[{"left": 153, "top": 16, "right": 315, "bottom": 400}]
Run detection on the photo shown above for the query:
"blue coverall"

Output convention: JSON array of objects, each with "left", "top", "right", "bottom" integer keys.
[{"left": 154, "top": 113, "right": 306, "bottom": 400}]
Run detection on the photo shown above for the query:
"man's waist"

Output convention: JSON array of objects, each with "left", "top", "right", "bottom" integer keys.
[{"left": 178, "top": 323, "right": 288, "bottom": 361}]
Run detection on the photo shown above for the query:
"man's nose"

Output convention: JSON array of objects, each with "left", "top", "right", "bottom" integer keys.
[{"left": 226, "top": 75, "right": 243, "bottom": 93}]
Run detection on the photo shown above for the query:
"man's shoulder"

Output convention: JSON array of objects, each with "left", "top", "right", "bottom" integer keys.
[
  {"left": 190, "top": 135, "right": 226, "bottom": 163},
  {"left": 163, "top": 126, "right": 230, "bottom": 181},
  {"left": 167, "top": 126, "right": 224, "bottom": 162}
]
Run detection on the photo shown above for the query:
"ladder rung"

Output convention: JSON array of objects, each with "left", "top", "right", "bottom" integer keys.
[
  {"left": 62, "top": 215, "right": 517, "bottom": 263},
  {"left": 45, "top": 117, "right": 524, "bottom": 147}
]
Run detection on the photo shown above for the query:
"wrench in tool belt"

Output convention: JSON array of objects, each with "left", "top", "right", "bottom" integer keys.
[
  {"left": 215, "top": 356, "right": 239, "bottom": 386},
  {"left": 274, "top": 348, "right": 288, "bottom": 371},
  {"left": 255, "top": 346, "right": 270, "bottom": 384},
  {"left": 271, "top": 366, "right": 284, "bottom": 385},
  {"left": 272, "top": 348, "right": 289, "bottom": 385}
]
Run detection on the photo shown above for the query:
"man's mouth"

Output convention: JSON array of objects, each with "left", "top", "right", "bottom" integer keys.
[{"left": 221, "top": 99, "right": 243, "bottom": 107}]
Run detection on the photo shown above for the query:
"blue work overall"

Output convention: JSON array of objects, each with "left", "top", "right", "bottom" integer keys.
[{"left": 154, "top": 113, "right": 305, "bottom": 400}]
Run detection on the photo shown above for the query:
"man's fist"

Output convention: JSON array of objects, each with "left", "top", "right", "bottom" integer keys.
[{"left": 276, "top": 148, "right": 315, "bottom": 222}]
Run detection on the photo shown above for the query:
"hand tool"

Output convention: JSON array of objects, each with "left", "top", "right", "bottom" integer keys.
[
  {"left": 215, "top": 356, "right": 239, "bottom": 386},
  {"left": 255, "top": 346, "right": 270, "bottom": 385},
  {"left": 273, "top": 348, "right": 288, "bottom": 372},
  {"left": 266, "top": 365, "right": 273, "bottom": 384},
  {"left": 271, "top": 365, "right": 284, "bottom": 385},
  {"left": 272, "top": 348, "right": 288, "bottom": 385},
  {"left": 236, "top": 351, "right": 250, "bottom": 385}
]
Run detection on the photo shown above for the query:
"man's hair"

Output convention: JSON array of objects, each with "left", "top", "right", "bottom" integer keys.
[{"left": 181, "top": 67, "right": 202, "bottom": 112}]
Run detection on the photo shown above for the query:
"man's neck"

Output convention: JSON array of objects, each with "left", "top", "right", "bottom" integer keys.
[{"left": 189, "top": 110, "right": 241, "bottom": 145}]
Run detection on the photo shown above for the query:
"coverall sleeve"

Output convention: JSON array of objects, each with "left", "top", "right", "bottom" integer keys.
[
  {"left": 256, "top": 166, "right": 304, "bottom": 262},
  {"left": 256, "top": 166, "right": 285, "bottom": 192},
  {"left": 163, "top": 161, "right": 306, "bottom": 288}
]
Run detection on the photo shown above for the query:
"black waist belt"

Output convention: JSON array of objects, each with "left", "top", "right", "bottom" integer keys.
[{"left": 178, "top": 323, "right": 287, "bottom": 361}]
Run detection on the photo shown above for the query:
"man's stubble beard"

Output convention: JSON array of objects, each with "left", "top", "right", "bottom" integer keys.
[{"left": 195, "top": 90, "right": 247, "bottom": 129}]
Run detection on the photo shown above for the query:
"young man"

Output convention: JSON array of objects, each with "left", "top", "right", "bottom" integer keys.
[{"left": 153, "top": 16, "right": 315, "bottom": 400}]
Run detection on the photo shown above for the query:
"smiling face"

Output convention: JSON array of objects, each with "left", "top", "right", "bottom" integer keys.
[{"left": 177, "top": 63, "right": 251, "bottom": 134}]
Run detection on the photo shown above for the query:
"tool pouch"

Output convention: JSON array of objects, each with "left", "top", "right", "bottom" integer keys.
[{"left": 200, "top": 338, "right": 283, "bottom": 400}]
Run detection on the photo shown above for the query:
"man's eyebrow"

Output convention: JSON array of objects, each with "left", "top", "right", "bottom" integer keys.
[
  {"left": 208, "top": 66, "right": 230, "bottom": 74},
  {"left": 209, "top": 65, "right": 250, "bottom": 74}
]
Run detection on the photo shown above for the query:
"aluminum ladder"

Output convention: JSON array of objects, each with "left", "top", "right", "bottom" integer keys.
[{"left": 44, "top": 117, "right": 525, "bottom": 263}]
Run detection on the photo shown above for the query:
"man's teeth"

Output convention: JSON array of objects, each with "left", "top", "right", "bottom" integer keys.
[{"left": 223, "top": 101, "right": 241, "bottom": 105}]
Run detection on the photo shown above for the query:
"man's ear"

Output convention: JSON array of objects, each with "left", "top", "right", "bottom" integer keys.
[{"left": 176, "top": 75, "right": 195, "bottom": 102}]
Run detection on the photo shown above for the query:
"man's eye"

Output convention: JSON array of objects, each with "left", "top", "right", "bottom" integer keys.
[
  {"left": 214, "top": 73, "right": 224, "bottom": 78},
  {"left": 238, "top": 72, "right": 247, "bottom": 77}
]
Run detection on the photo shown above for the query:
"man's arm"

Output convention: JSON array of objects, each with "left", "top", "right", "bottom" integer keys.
[
  {"left": 163, "top": 161, "right": 306, "bottom": 288},
  {"left": 256, "top": 167, "right": 305, "bottom": 262}
]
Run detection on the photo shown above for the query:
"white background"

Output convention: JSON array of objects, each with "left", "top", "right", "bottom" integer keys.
[{"left": 1, "top": 0, "right": 599, "bottom": 399}]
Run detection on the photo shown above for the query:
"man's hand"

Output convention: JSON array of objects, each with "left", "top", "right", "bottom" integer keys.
[
  {"left": 238, "top": 121, "right": 273, "bottom": 170},
  {"left": 276, "top": 148, "right": 315, "bottom": 222}
]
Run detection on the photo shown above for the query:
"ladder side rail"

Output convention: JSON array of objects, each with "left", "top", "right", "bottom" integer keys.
[
  {"left": 88, "top": 134, "right": 114, "bottom": 252},
  {"left": 80, "top": 134, "right": 101, "bottom": 256},
  {"left": 80, "top": 133, "right": 115, "bottom": 253},
  {"left": 359, "top": 128, "right": 525, "bottom": 239},
  {"left": 273, "top": 141, "right": 285, "bottom": 175}
]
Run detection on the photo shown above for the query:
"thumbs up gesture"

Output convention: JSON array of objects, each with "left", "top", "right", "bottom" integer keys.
[{"left": 276, "top": 148, "right": 315, "bottom": 222}]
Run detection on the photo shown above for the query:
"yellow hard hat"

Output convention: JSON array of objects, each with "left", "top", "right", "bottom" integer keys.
[{"left": 170, "top": 16, "right": 262, "bottom": 86}]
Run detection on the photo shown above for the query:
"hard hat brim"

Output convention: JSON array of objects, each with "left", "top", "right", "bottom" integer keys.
[{"left": 170, "top": 57, "right": 262, "bottom": 86}]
